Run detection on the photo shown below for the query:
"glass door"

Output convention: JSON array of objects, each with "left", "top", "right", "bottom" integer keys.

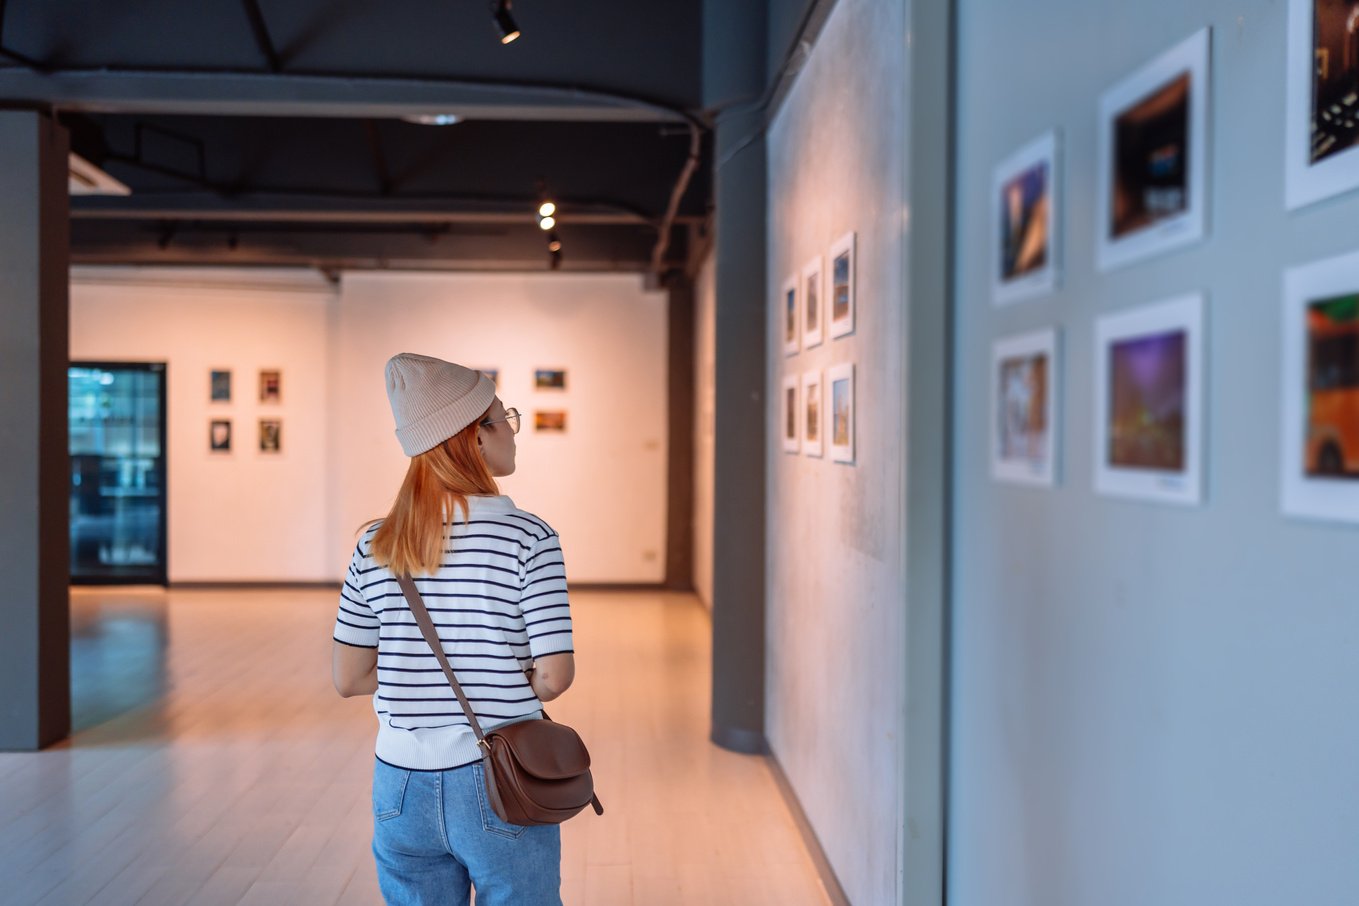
[{"left": 69, "top": 363, "right": 168, "bottom": 584}]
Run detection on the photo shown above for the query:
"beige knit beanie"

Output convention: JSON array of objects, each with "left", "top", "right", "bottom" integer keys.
[{"left": 384, "top": 353, "right": 497, "bottom": 456}]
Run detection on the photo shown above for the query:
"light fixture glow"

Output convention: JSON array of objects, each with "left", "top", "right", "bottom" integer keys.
[
  {"left": 547, "top": 231, "right": 562, "bottom": 253},
  {"left": 494, "top": 0, "right": 521, "bottom": 44},
  {"left": 401, "top": 114, "right": 462, "bottom": 126},
  {"left": 538, "top": 201, "right": 556, "bottom": 218},
  {"left": 538, "top": 215, "right": 556, "bottom": 231}
]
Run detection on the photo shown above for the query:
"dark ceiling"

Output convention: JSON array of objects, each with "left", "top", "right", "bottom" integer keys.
[{"left": 0, "top": 0, "right": 717, "bottom": 273}]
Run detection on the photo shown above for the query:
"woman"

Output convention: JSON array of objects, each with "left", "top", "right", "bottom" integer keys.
[{"left": 331, "top": 352, "right": 575, "bottom": 906}]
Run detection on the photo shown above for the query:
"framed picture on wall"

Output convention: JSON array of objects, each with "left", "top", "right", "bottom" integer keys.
[
  {"left": 828, "top": 363, "right": 856, "bottom": 464},
  {"left": 802, "top": 255, "right": 824, "bottom": 349},
  {"left": 534, "top": 410, "right": 568, "bottom": 432},
  {"left": 479, "top": 368, "right": 500, "bottom": 386},
  {"left": 782, "top": 275, "right": 800, "bottom": 357},
  {"left": 535, "top": 369, "right": 567, "bottom": 390},
  {"left": 259, "top": 418, "right": 282, "bottom": 453},
  {"left": 782, "top": 375, "right": 801, "bottom": 454},
  {"left": 259, "top": 369, "right": 282, "bottom": 404},
  {"left": 209, "top": 419, "right": 232, "bottom": 453},
  {"left": 991, "top": 328, "right": 1060, "bottom": 486},
  {"left": 1094, "top": 294, "right": 1205, "bottom": 505},
  {"left": 992, "top": 131, "right": 1060, "bottom": 305},
  {"left": 1281, "top": 249, "right": 1359, "bottom": 523},
  {"left": 1285, "top": 0, "right": 1359, "bottom": 209},
  {"left": 1096, "top": 28, "right": 1210, "bottom": 272},
  {"left": 802, "top": 370, "right": 823, "bottom": 458},
  {"left": 829, "top": 232, "right": 856, "bottom": 338},
  {"left": 210, "top": 369, "right": 232, "bottom": 403}
]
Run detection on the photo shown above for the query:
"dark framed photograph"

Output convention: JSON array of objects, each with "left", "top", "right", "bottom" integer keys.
[
  {"left": 534, "top": 369, "right": 567, "bottom": 391},
  {"left": 1286, "top": 0, "right": 1359, "bottom": 208},
  {"left": 259, "top": 369, "right": 281, "bottom": 404},
  {"left": 210, "top": 369, "right": 231, "bottom": 403},
  {"left": 259, "top": 418, "right": 282, "bottom": 453},
  {"left": 210, "top": 419, "right": 232, "bottom": 453},
  {"left": 534, "top": 410, "right": 567, "bottom": 432}
]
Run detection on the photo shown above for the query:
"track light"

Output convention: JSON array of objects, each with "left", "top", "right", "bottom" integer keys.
[
  {"left": 538, "top": 215, "right": 556, "bottom": 231},
  {"left": 538, "top": 201, "right": 556, "bottom": 218},
  {"left": 493, "top": 0, "right": 520, "bottom": 44},
  {"left": 547, "top": 231, "right": 561, "bottom": 253}
]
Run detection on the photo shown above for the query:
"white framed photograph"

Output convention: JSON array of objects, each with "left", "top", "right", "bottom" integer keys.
[
  {"left": 828, "top": 232, "right": 856, "bottom": 338},
  {"left": 1096, "top": 28, "right": 1211, "bottom": 272},
  {"left": 992, "top": 131, "right": 1061, "bottom": 305},
  {"left": 1281, "top": 249, "right": 1359, "bottom": 523},
  {"left": 991, "top": 328, "right": 1060, "bottom": 486},
  {"left": 801, "top": 255, "right": 824, "bottom": 349},
  {"left": 1285, "top": 0, "right": 1359, "bottom": 210},
  {"left": 827, "top": 363, "right": 855, "bottom": 464},
  {"left": 782, "top": 275, "right": 800, "bottom": 357},
  {"left": 782, "top": 374, "right": 801, "bottom": 454},
  {"left": 1094, "top": 294, "right": 1205, "bottom": 505},
  {"left": 802, "top": 370, "right": 824, "bottom": 458}
]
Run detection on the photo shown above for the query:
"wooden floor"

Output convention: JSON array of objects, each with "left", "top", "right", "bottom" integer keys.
[{"left": 1, "top": 588, "right": 831, "bottom": 906}]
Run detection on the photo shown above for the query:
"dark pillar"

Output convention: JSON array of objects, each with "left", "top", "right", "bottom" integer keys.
[
  {"left": 704, "top": 0, "right": 769, "bottom": 754},
  {"left": 0, "top": 111, "right": 71, "bottom": 750},
  {"left": 665, "top": 273, "right": 696, "bottom": 590}
]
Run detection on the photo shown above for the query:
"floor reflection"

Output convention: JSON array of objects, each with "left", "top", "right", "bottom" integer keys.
[{"left": 70, "top": 587, "right": 169, "bottom": 734}]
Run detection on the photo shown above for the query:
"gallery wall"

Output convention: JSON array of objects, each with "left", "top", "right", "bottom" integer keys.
[
  {"left": 693, "top": 252, "right": 716, "bottom": 610},
  {"left": 765, "top": 0, "right": 906, "bottom": 901},
  {"left": 951, "top": 2, "right": 1359, "bottom": 904},
  {"left": 71, "top": 267, "right": 669, "bottom": 584}
]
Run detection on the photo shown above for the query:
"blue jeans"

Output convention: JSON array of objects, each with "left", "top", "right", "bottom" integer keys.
[{"left": 372, "top": 758, "right": 562, "bottom": 906}]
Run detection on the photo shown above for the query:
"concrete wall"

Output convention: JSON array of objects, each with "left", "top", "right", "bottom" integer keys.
[
  {"left": 950, "top": 2, "right": 1359, "bottom": 904},
  {"left": 765, "top": 0, "right": 907, "bottom": 901},
  {"left": 693, "top": 252, "right": 716, "bottom": 610}
]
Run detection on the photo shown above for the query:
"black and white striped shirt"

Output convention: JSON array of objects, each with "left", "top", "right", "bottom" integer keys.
[{"left": 332, "top": 494, "right": 573, "bottom": 770}]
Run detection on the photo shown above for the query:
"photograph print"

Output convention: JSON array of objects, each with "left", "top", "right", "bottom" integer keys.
[
  {"left": 992, "top": 132, "right": 1060, "bottom": 305},
  {"left": 210, "top": 419, "right": 232, "bottom": 453},
  {"left": 1096, "top": 28, "right": 1210, "bottom": 272},
  {"left": 991, "top": 328, "right": 1060, "bottom": 486},
  {"left": 259, "top": 418, "right": 282, "bottom": 453},
  {"left": 783, "top": 275, "right": 800, "bottom": 356},
  {"left": 828, "top": 363, "right": 855, "bottom": 464},
  {"left": 210, "top": 369, "right": 231, "bottom": 403},
  {"left": 259, "top": 369, "right": 281, "bottom": 404},
  {"left": 829, "top": 232, "right": 856, "bottom": 338},
  {"left": 534, "top": 369, "right": 567, "bottom": 390},
  {"left": 802, "top": 370, "right": 823, "bottom": 458},
  {"left": 802, "top": 255, "right": 824, "bottom": 349},
  {"left": 1281, "top": 249, "right": 1359, "bottom": 523},
  {"left": 782, "top": 375, "right": 801, "bottom": 454},
  {"left": 1286, "top": 0, "right": 1359, "bottom": 208},
  {"left": 535, "top": 410, "right": 568, "bottom": 432},
  {"left": 1094, "top": 294, "right": 1205, "bottom": 505}
]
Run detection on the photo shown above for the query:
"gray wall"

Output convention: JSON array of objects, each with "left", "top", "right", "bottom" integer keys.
[
  {"left": 950, "top": 2, "right": 1359, "bottom": 904},
  {"left": 766, "top": 0, "right": 907, "bottom": 901}
]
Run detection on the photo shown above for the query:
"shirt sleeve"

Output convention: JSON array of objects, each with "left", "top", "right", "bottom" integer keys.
[
  {"left": 520, "top": 531, "right": 573, "bottom": 659},
  {"left": 333, "top": 541, "right": 379, "bottom": 648}
]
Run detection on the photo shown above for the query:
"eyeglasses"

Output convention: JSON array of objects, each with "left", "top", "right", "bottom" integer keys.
[{"left": 480, "top": 407, "right": 521, "bottom": 435}]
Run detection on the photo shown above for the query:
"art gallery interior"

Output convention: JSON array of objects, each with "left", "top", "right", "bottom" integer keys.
[{"left": 2, "top": 0, "right": 1358, "bottom": 904}]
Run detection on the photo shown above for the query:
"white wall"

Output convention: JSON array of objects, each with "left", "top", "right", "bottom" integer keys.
[
  {"left": 692, "top": 252, "right": 716, "bottom": 610},
  {"left": 71, "top": 267, "right": 669, "bottom": 585},
  {"left": 765, "top": 0, "right": 907, "bottom": 902},
  {"left": 71, "top": 267, "right": 335, "bottom": 583}
]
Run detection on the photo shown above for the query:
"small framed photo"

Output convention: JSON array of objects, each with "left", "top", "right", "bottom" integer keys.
[
  {"left": 782, "top": 275, "right": 800, "bottom": 357},
  {"left": 209, "top": 419, "right": 232, "bottom": 453},
  {"left": 1285, "top": 0, "right": 1359, "bottom": 210},
  {"left": 782, "top": 375, "right": 801, "bottom": 454},
  {"left": 1096, "top": 28, "right": 1210, "bottom": 272},
  {"left": 259, "top": 418, "right": 282, "bottom": 453},
  {"left": 802, "top": 371, "right": 823, "bottom": 458},
  {"left": 992, "top": 131, "right": 1060, "bottom": 305},
  {"left": 801, "top": 256, "right": 824, "bottom": 349},
  {"left": 210, "top": 369, "right": 232, "bottom": 403},
  {"left": 829, "top": 232, "right": 856, "bottom": 338},
  {"left": 991, "top": 329, "right": 1060, "bottom": 486},
  {"left": 535, "top": 369, "right": 567, "bottom": 391},
  {"left": 828, "top": 363, "right": 856, "bottom": 464},
  {"left": 1281, "top": 249, "right": 1359, "bottom": 523},
  {"left": 479, "top": 369, "right": 500, "bottom": 387},
  {"left": 535, "top": 410, "right": 568, "bottom": 432},
  {"left": 1094, "top": 294, "right": 1205, "bottom": 505},
  {"left": 259, "top": 369, "right": 282, "bottom": 404}
]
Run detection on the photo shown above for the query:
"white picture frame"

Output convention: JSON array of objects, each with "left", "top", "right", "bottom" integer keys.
[
  {"left": 802, "top": 370, "right": 824, "bottom": 458},
  {"left": 782, "top": 274, "right": 800, "bottom": 357},
  {"left": 1096, "top": 28, "right": 1211, "bottom": 272},
  {"left": 1285, "top": 0, "right": 1359, "bottom": 210},
  {"left": 991, "top": 328, "right": 1060, "bottom": 486},
  {"left": 801, "top": 255, "right": 824, "bottom": 349},
  {"left": 1094, "top": 294, "right": 1205, "bottom": 505},
  {"left": 828, "top": 363, "right": 855, "bottom": 464},
  {"left": 991, "top": 131, "right": 1061, "bottom": 306},
  {"left": 828, "top": 232, "right": 856, "bottom": 338},
  {"left": 782, "top": 374, "right": 801, "bottom": 454},
  {"left": 1281, "top": 249, "right": 1359, "bottom": 523}
]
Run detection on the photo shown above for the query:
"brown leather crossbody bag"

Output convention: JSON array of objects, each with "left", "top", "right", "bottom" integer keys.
[{"left": 396, "top": 574, "right": 604, "bottom": 826}]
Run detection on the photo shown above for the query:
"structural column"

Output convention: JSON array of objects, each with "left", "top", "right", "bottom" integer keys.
[
  {"left": 0, "top": 111, "right": 71, "bottom": 750},
  {"left": 704, "top": 0, "right": 769, "bottom": 754}
]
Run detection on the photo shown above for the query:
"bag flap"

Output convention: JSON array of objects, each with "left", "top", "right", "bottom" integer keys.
[{"left": 490, "top": 720, "right": 591, "bottom": 780}]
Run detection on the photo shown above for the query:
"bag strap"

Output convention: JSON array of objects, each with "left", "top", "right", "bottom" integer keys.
[{"left": 396, "top": 573, "right": 491, "bottom": 749}]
